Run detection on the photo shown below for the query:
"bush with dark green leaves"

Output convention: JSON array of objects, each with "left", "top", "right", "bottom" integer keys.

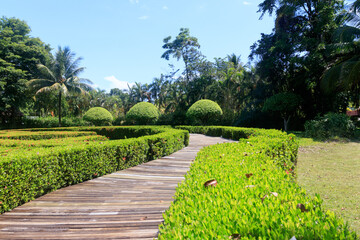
[
  {"left": 22, "top": 116, "right": 91, "bottom": 128},
  {"left": 305, "top": 112, "right": 355, "bottom": 139},
  {"left": 126, "top": 102, "right": 160, "bottom": 125},
  {"left": 83, "top": 107, "right": 113, "bottom": 126},
  {"left": 0, "top": 126, "right": 189, "bottom": 213},
  {"left": 186, "top": 99, "right": 223, "bottom": 125}
]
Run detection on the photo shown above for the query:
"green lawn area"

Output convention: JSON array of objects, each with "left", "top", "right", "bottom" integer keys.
[{"left": 296, "top": 135, "right": 360, "bottom": 234}]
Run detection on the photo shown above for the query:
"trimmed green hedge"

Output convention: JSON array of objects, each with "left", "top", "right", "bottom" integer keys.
[
  {"left": 176, "top": 126, "right": 298, "bottom": 169},
  {"left": 22, "top": 116, "right": 91, "bottom": 128},
  {"left": 83, "top": 107, "right": 114, "bottom": 126},
  {"left": 126, "top": 102, "right": 160, "bottom": 125},
  {"left": 159, "top": 126, "right": 356, "bottom": 239},
  {"left": 0, "top": 126, "right": 188, "bottom": 213},
  {"left": 186, "top": 99, "right": 223, "bottom": 125},
  {"left": 0, "top": 130, "right": 97, "bottom": 140}
]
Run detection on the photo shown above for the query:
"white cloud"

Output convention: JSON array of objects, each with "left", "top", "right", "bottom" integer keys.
[
  {"left": 243, "top": 1, "right": 251, "bottom": 5},
  {"left": 138, "top": 15, "right": 149, "bottom": 20},
  {"left": 104, "top": 76, "right": 135, "bottom": 90},
  {"left": 129, "top": 0, "right": 139, "bottom": 4},
  {"left": 162, "top": 5, "right": 168, "bottom": 10}
]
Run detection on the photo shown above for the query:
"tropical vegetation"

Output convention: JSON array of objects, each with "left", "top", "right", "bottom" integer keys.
[{"left": 1, "top": 0, "right": 360, "bottom": 130}]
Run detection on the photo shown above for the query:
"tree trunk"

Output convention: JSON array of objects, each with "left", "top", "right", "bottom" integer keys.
[
  {"left": 283, "top": 116, "right": 290, "bottom": 132},
  {"left": 58, "top": 90, "right": 62, "bottom": 127}
]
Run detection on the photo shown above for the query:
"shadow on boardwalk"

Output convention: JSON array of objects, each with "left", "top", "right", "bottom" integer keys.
[{"left": 0, "top": 134, "right": 235, "bottom": 240}]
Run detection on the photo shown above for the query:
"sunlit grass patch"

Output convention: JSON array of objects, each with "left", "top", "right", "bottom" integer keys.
[{"left": 297, "top": 137, "right": 360, "bottom": 234}]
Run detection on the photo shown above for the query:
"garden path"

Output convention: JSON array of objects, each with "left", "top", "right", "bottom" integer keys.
[{"left": 0, "top": 134, "right": 235, "bottom": 240}]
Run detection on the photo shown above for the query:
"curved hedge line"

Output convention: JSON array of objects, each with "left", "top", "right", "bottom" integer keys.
[
  {"left": 0, "top": 130, "right": 97, "bottom": 140},
  {"left": 0, "top": 126, "right": 189, "bottom": 213},
  {"left": 176, "top": 125, "right": 298, "bottom": 169},
  {"left": 159, "top": 126, "right": 357, "bottom": 239}
]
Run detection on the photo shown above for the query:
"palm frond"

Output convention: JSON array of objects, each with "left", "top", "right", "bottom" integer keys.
[
  {"left": 66, "top": 56, "right": 83, "bottom": 74},
  {"left": 322, "top": 56, "right": 360, "bottom": 93},
  {"left": 68, "top": 67, "right": 85, "bottom": 77},
  {"left": 36, "top": 64, "right": 57, "bottom": 81},
  {"left": 27, "top": 78, "right": 54, "bottom": 87},
  {"left": 35, "top": 83, "right": 61, "bottom": 95}
]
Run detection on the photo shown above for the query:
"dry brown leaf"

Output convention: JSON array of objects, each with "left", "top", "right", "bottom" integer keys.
[
  {"left": 229, "top": 233, "right": 241, "bottom": 239},
  {"left": 204, "top": 179, "right": 217, "bottom": 187},
  {"left": 261, "top": 194, "right": 269, "bottom": 202},
  {"left": 297, "top": 203, "right": 309, "bottom": 212},
  {"left": 245, "top": 173, "right": 253, "bottom": 178}
]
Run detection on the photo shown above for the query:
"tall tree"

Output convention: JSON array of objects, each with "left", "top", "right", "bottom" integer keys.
[
  {"left": 161, "top": 28, "right": 202, "bottom": 82},
  {"left": 251, "top": 0, "right": 345, "bottom": 119},
  {"left": 27, "top": 46, "right": 93, "bottom": 126},
  {"left": 0, "top": 17, "right": 51, "bottom": 124}
]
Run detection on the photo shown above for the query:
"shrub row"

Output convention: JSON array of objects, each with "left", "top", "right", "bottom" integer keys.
[
  {"left": 0, "top": 126, "right": 189, "bottom": 213},
  {"left": 0, "top": 135, "right": 109, "bottom": 159},
  {"left": 21, "top": 116, "right": 92, "bottom": 128},
  {"left": 175, "top": 126, "right": 298, "bottom": 170},
  {"left": 24, "top": 126, "right": 170, "bottom": 140},
  {"left": 159, "top": 126, "right": 356, "bottom": 239},
  {"left": 0, "top": 130, "right": 97, "bottom": 140}
]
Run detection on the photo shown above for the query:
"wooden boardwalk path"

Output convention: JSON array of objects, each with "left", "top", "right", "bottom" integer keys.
[{"left": 0, "top": 134, "right": 235, "bottom": 239}]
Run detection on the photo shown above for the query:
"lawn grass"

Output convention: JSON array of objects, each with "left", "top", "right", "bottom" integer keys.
[{"left": 295, "top": 134, "right": 360, "bottom": 234}]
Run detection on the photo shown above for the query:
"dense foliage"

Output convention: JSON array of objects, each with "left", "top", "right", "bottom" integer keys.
[
  {"left": 304, "top": 113, "right": 356, "bottom": 139},
  {"left": 159, "top": 126, "right": 357, "bottom": 239},
  {"left": 0, "top": 17, "right": 51, "bottom": 125},
  {"left": 83, "top": 107, "right": 113, "bottom": 126},
  {"left": 186, "top": 99, "right": 223, "bottom": 125},
  {"left": 0, "top": 126, "right": 189, "bottom": 213},
  {"left": 126, "top": 102, "right": 160, "bottom": 125},
  {"left": 22, "top": 116, "right": 91, "bottom": 128},
  {"left": 2, "top": 0, "right": 360, "bottom": 131},
  {"left": 263, "top": 93, "right": 302, "bottom": 131}
]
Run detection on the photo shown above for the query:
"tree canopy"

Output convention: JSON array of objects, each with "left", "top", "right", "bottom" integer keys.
[{"left": 0, "top": 17, "right": 51, "bottom": 124}]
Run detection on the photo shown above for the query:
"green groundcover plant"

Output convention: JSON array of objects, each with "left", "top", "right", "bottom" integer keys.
[
  {"left": 0, "top": 126, "right": 188, "bottom": 213},
  {"left": 159, "top": 126, "right": 357, "bottom": 239}
]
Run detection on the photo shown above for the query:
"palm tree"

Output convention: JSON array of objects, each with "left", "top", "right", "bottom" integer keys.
[
  {"left": 321, "top": 0, "right": 360, "bottom": 106},
  {"left": 27, "top": 46, "right": 93, "bottom": 126},
  {"left": 149, "top": 75, "right": 164, "bottom": 107}
]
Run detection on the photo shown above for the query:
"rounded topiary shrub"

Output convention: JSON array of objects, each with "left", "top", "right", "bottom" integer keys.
[
  {"left": 305, "top": 112, "right": 355, "bottom": 139},
  {"left": 126, "top": 102, "right": 160, "bottom": 125},
  {"left": 83, "top": 107, "right": 113, "bottom": 126},
  {"left": 186, "top": 99, "right": 223, "bottom": 125}
]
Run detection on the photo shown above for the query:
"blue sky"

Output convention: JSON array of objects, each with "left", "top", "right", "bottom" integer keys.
[{"left": 1, "top": 0, "right": 274, "bottom": 91}]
